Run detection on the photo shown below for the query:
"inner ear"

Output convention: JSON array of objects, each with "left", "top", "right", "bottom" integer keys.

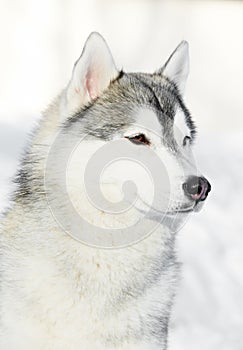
[
  {"left": 86, "top": 69, "right": 99, "bottom": 100},
  {"left": 65, "top": 32, "right": 119, "bottom": 114}
]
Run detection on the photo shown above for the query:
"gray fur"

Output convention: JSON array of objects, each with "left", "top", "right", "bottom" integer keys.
[{"left": 0, "top": 34, "right": 206, "bottom": 350}]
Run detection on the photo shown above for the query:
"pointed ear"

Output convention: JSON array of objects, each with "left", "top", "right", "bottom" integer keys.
[
  {"left": 157, "top": 41, "right": 189, "bottom": 95},
  {"left": 66, "top": 32, "right": 119, "bottom": 113}
]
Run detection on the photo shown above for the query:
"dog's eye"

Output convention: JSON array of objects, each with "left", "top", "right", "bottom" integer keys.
[
  {"left": 183, "top": 136, "right": 191, "bottom": 146},
  {"left": 125, "top": 133, "right": 150, "bottom": 146}
]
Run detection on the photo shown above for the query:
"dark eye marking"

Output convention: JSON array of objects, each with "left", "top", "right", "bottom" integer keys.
[
  {"left": 125, "top": 133, "right": 150, "bottom": 146},
  {"left": 183, "top": 135, "right": 192, "bottom": 146}
]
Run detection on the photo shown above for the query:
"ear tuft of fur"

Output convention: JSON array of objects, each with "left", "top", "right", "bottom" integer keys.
[
  {"left": 66, "top": 32, "right": 119, "bottom": 114},
  {"left": 157, "top": 41, "right": 189, "bottom": 95}
]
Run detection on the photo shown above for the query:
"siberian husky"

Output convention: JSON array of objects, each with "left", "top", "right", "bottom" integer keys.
[{"left": 0, "top": 32, "right": 211, "bottom": 349}]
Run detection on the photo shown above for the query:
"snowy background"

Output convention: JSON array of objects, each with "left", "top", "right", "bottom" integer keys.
[{"left": 0, "top": 0, "right": 243, "bottom": 349}]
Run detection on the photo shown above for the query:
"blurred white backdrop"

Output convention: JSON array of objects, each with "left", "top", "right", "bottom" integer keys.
[{"left": 0, "top": 1, "right": 243, "bottom": 349}]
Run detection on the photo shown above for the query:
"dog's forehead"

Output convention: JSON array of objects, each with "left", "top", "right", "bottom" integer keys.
[
  {"left": 64, "top": 71, "right": 195, "bottom": 143},
  {"left": 120, "top": 73, "right": 193, "bottom": 140},
  {"left": 129, "top": 73, "right": 196, "bottom": 141},
  {"left": 131, "top": 107, "right": 162, "bottom": 134}
]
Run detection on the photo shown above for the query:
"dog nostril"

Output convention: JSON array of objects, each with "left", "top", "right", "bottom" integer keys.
[
  {"left": 183, "top": 176, "right": 211, "bottom": 201},
  {"left": 183, "top": 177, "right": 201, "bottom": 195},
  {"left": 183, "top": 181, "right": 201, "bottom": 195}
]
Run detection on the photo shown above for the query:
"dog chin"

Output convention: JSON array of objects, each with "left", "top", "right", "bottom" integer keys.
[
  {"left": 193, "top": 201, "right": 204, "bottom": 212},
  {"left": 142, "top": 212, "right": 186, "bottom": 233},
  {"left": 137, "top": 201, "right": 195, "bottom": 231}
]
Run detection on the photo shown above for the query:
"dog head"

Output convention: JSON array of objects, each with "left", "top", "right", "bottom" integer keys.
[{"left": 45, "top": 32, "right": 211, "bottom": 247}]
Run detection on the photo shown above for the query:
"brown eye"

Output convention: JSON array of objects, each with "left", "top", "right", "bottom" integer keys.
[{"left": 125, "top": 133, "right": 150, "bottom": 146}]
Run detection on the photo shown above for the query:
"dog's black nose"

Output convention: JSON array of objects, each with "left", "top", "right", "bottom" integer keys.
[{"left": 183, "top": 176, "right": 211, "bottom": 202}]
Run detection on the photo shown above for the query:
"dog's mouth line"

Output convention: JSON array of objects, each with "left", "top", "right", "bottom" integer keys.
[
  {"left": 151, "top": 207, "right": 194, "bottom": 215},
  {"left": 166, "top": 208, "right": 194, "bottom": 214},
  {"left": 136, "top": 196, "right": 195, "bottom": 216}
]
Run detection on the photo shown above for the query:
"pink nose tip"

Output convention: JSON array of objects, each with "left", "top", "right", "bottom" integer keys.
[{"left": 183, "top": 176, "right": 211, "bottom": 202}]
